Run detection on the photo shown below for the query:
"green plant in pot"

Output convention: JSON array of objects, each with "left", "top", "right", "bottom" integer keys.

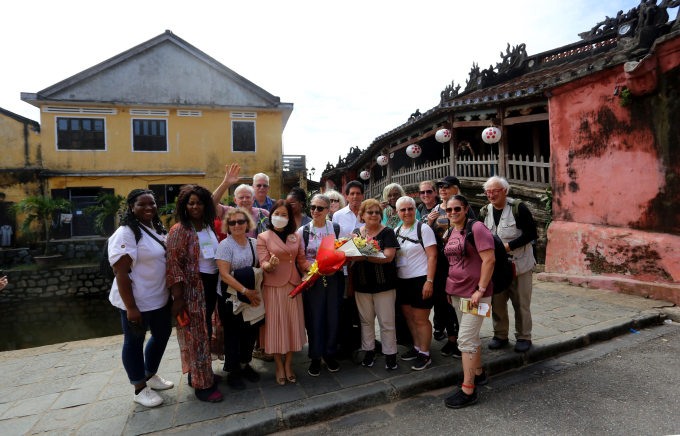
[
  {"left": 10, "top": 195, "right": 73, "bottom": 267},
  {"left": 83, "top": 193, "right": 127, "bottom": 236}
]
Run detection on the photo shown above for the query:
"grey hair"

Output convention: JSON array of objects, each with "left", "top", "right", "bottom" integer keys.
[
  {"left": 253, "top": 173, "right": 269, "bottom": 184},
  {"left": 483, "top": 176, "right": 510, "bottom": 194},
  {"left": 325, "top": 189, "right": 346, "bottom": 208},
  {"left": 382, "top": 183, "right": 406, "bottom": 202},
  {"left": 234, "top": 184, "right": 255, "bottom": 197},
  {"left": 395, "top": 196, "right": 416, "bottom": 210},
  {"left": 311, "top": 193, "right": 331, "bottom": 208}
]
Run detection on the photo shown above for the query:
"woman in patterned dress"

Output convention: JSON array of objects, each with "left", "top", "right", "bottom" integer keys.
[{"left": 166, "top": 184, "right": 224, "bottom": 402}]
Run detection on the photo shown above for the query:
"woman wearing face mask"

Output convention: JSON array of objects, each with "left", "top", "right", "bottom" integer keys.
[
  {"left": 325, "top": 189, "right": 345, "bottom": 220},
  {"left": 298, "top": 194, "right": 344, "bottom": 376},
  {"left": 287, "top": 187, "right": 312, "bottom": 230},
  {"left": 109, "top": 189, "right": 172, "bottom": 408},
  {"left": 257, "top": 200, "right": 312, "bottom": 385},
  {"left": 380, "top": 183, "right": 420, "bottom": 229},
  {"left": 166, "top": 184, "right": 224, "bottom": 403}
]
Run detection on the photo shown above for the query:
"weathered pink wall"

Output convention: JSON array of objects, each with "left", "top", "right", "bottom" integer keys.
[{"left": 545, "top": 34, "right": 680, "bottom": 288}]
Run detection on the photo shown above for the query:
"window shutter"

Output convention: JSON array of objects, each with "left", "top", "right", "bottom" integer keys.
[
  {"left": 129, "top": 109, "right": 169, "bottom": 116},
  {"left": 177, "top": 110, "right": 202, "bottom": 117},
  {"left": 44, "top": 106, "right": 117, "bottom": 115},
  {"left": 230, "top": 112, "right": 257, "bottom": 119}
]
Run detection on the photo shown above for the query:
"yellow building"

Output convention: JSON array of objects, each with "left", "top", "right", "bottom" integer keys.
[{"left": 19, "top": 30, "right": 293, "bottom": 238}]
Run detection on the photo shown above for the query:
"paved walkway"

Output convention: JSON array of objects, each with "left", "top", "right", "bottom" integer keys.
[{"left": 0, "top": 278, "right": 673, "bottom": 436}]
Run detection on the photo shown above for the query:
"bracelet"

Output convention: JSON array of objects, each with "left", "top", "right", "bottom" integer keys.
[
  {"left": 241, "top": 287, "right": 247, "bottom": 294},
  {"left": 461, "top": 383, "right": 475, "bottom": 389},
  {"left": 426, "top": 279, "right": 434, "bottom": 283}
]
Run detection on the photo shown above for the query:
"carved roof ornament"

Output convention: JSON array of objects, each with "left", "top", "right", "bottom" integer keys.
[
  {"left": 463, "top": 63, "right": 481, "bottom": 92},
  {"left": 579, "top": 0, "right": 680, "bottom": 42},
  {"left": 408, "top": 109, "right": 422, "bottom": 122},
  {"left": 440, "top": 80, "right": 461, "bottom": 103},
  {"left": 496, "top": 43, "right": 527, "bottom": 75}
]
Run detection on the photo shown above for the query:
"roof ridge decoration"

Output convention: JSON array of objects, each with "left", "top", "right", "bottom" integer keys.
[{"left": 440, "top": 80, "right": 461, "bottom": 103}]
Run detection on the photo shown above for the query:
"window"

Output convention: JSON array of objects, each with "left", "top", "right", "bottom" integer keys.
[
  {"left": 45, "top": 106, "right": 117, "bottom": 115},
  {"left": 132, "top": 119, "right": 168, "bottom": 152},
  {"left": 232, "top": 120, "right": 256, "bottom": 152},
  {"left": 149, "top": 184, "right": 184, "bottom": 209},
  {"left": 129, "top": 109, "right": 169, "bottom": 116},
  {"left": 56, "top": 117, "right": 106, "bottom": 150}
]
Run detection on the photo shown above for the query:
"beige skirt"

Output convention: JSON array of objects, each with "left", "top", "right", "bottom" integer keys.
[{"left": 262, "top": 283, "right": 306, "bottom": 354}]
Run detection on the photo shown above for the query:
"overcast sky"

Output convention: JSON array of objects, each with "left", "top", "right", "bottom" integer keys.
[{"left": 2, "top": 0, "right": 667, "bottom": 181}]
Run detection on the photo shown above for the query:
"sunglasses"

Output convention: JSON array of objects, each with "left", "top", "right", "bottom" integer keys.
[
  {"left": 227, "top": 219, "right": 247, "bottom": 226},
  {"left": 365, "top": 210, "right": 381, "bottom": 216},
  {"left": 255, "top": 184, "right": 269, "bottom": 188},
  {"left": 309, "top": 205, "right": 327, "bottom": 212},
  {"left": 419, "top": 190, "right": 434, "bottom": 195},
  {"left": 399, "top": 207, "right": 415, "bottom": 213},
  {"left": 446, "top": 206, "right": 464, "bottom": 213},
  {"left": 484, "top": 189, "right": 503, "bottom": 196},
  {"left": 329, "top": 199, "right": 340, "bottom": 203},
  {"left": 439, "top": 184, "right": 454, "bottom": 189}
]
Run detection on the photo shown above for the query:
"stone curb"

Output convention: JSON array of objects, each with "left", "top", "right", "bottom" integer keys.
[{"left": 170, "top": 310, "right": 662, "bottom": 436}]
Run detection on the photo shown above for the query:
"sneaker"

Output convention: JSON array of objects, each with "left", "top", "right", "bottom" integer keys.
[
  {"left": 433, "top": 329, "right": 447, "bottom": 341},
  {"left": 385, "top": 354, "right": 398, "bottom": 370},
  {"left": 400, "top": 348, "right": 419, "bottom": 361},
  {"left": 441, "top": 341, "right": 461, "bottom": 358},
  {"left": 459, "top": 372, "right": 488, "bottom": 387},
  {"left": 252, "top": 349, "right": 274, "bottom": 362},
  {"left": 444, "top": 388, "right": 478, "bottom": 409},
  {"left": 308, "top": 358, "right": 321, "bottom": 377},
  {"left": 362, "top": 350, "right": 376, "bottom": 367},
  {"left": 134, "top": 386, "right": 163, "bottom": 407},
  {"left": 323, "top": 355, "right": 340, "bottom": 372},
  {"left": 227, "top": 372, "right": 246, "bottom": 390},
  {"left": 514, "top": 339, "right": 532, "bottom": 352},
  {"left": 241, "top": 364, "right": 260, "bottom": 383},
  {"left": 146, "top": 374, "right": 174, "bottom": 390},
  {"left": 411, "top": 353, "right": 432, "bottom": 371},
  {"left": 488, "top": 337, "right": 509, "bottom": 350}
]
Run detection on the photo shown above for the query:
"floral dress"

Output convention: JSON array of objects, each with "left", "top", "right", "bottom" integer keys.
[{"left": 166, "top": 223, "right": 215, "bottom": 390}]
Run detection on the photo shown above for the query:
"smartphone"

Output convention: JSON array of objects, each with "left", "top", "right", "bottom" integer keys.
[
  {"left": 176, "top": 310, "right": 190, "bottom": 327},
  {"left": 0, "top": 270, "right": 4, "bottom": 277}
]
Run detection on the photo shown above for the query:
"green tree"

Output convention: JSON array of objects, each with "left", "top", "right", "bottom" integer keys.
[
  {"left": 10, "top": 195, "right": 73, "bottom": 255},
  {"left": 158, "top": 202, "right": 176, "bottom": 228},
  {"left": 83, "top": 193, "right": 127, "bottom": 235}
]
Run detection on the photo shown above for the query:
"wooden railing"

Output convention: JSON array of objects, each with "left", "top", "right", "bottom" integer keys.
[
  {"left": 455, "top": 155, "right": 499, "bottom": 180},
  {"left": 505, "top": 154, "right": 550, "bottom": 185},
  {"left": 367, "top": 177, "right": 388, "bottom": 199},
  {"left": 392, "top": 158, "right": 450, "bottom": 187}
]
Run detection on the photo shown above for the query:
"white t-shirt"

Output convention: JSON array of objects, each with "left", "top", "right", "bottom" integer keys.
[
  {"left": 332, "top": 206, "right": 362, "bottom": 275},
  {"left": 298, "top": 221, "right": 334, "bottom": 262},
  {"left": 394, "top": 222, "right": 437, "bottom": 279},
  {"left": 196, "top": 228, "right": 219, "bottom": 274},
  {"left": 108, "top": 224, "right": 168, "bottom": 312}
]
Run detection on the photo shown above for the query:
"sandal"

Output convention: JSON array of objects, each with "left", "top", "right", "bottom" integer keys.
[
  {"left": 194, "top": 383, "right": 223, "bottom": 403},
  {"left": 276, "top": 365, "right": 286, "bottom": 386},
  {"left": 286, "top": 369, "right": 296, "bottom": 383}
]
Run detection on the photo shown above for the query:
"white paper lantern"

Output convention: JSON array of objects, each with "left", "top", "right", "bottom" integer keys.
[
  {"left": 360, "top": 171, "right": 370, "bottom": 180},
  {"left": 435, "top": 129, "right": 451, "bottom": 143},
  {"left": 482, "top": 126, "right": 502, "bottom": 144},
  {"left": 376, "top": 155, "right": 388, "bottom": 166},
  {"left": 406, "top": 144, "right": 422, "bottom": 159}
]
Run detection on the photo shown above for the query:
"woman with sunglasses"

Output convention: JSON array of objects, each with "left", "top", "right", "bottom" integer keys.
[
  {"left": 380, "top": 183, "right": 420, "bottom": 229},
  {"left": 443, "top": 195, "right": 494, "bottom": 409},
  {"left": 297, "top": 194, "right": 344, "bottom": 376},
  {"left": 257, "top": 200, "right": 312, "bottom": 385},
  {"left": 287, "top": 187, "right": 312, "bottom": 230},
  {"left": 166, "top": 184, "right": 224, "bottom": 403},
  {"left": 394, "top": 196, "right": 438, "bottom": 371},
  {"left": 417, "top": 181, "right": 439, "bottom": 226},
  {"left": 349, "top": 199, "right": 400, "bottom": 370},
  {"left": 325, "top": 189, "right": 345, "bottom": 220}
]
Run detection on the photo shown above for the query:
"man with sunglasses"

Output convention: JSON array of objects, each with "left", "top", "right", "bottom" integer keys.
[
  {"left": 252, "top": 173, "right": 274, "bottom": 212},
  {"left": 480, "top": 176, "right": 537, "bottom": 353}
]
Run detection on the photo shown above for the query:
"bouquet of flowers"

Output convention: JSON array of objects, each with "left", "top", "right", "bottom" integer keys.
[
  {"left": 334, "top": 234, "right": 386, "bottom": 258},
  {"left": 289, "top": 235, "right": 346, "bottom": 298}
]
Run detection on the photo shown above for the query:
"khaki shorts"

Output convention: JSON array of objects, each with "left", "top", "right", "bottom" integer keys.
[{"left": 450, "top": 295, "right": 492, "bottom": 354}]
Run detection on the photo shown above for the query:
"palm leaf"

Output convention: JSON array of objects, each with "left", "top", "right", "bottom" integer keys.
[{"left": 10, "top": 196, "right": 73, "bottom": 255}]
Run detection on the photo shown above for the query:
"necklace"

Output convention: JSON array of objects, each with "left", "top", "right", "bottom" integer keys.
[{"left": 364, "top": 225, "right": 381, "bottom": 239}]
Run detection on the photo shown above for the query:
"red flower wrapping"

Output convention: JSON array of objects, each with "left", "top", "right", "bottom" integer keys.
[{"left": 289, "top": 235, "right": 346, "bottom": 298}]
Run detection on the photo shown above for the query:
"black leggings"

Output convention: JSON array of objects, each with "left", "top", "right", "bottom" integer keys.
[
  {"left": 201, "top": 272, "right": 225, "bottom": 344},
  {"left": 432, "top": 285, "right": 459, "bottom": 337}
]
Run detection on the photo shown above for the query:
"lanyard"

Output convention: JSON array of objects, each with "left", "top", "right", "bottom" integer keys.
[
  {"left": 310, "top": 221, "right": 330, "bottom": 239},
  {"left": 190, "top": 221, "right": 214, "bottom": 240}
]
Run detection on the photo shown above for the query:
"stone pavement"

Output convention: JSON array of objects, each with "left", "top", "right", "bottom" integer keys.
[{"left": 0, "top": 278, "right": 673, "bottom": 436}]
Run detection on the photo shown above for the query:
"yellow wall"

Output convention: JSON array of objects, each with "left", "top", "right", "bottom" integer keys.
[
  {"left": 0, "top": 111, "right": 42, "bottom": 201},
  {"left": 39, "top": 106, "right": 284, "bottom": 197}
]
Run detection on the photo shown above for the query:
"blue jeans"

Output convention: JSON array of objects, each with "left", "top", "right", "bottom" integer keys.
[
  {"left": 119, "top": 301, "right": 172, "bottom": 385},
  {"left": 302, "top": 272, "right": 344, "bottom": 359}
]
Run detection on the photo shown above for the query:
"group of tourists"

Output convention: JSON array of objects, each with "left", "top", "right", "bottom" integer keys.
[{"left": 108, "top": 163, "right": 536, "bottom": 411}]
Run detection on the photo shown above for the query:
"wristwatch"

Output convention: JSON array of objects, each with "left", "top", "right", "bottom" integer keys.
[{"left": 476, "top": 285, "right": 486, "bottom": 293}]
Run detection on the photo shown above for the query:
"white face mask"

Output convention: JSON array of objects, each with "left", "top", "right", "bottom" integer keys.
[{"left": 271, "top": 216, "right": 289, "bottom": 229}]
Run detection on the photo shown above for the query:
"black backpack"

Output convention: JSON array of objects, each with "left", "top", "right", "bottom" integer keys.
[
  {"left": 100, "top": 225, "right": 166, "bottom": 282},
  {"left": 446, "top": 219, "right": 513, "bottom": 294},
  {"left": 395, "top": 221, "right": 425, "bottom": 249}
]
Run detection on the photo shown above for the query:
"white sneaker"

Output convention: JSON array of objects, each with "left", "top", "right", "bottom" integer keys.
[
  {"left": 134, "top": 386, "right": 163, "bottom": 407},
  {"left": 146, "top": 374, "right": 174, "bottom": 390}
]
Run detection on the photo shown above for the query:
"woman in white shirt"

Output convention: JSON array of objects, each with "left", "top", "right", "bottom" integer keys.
[
  {"left": 109, "top": 189, "right": 174, "bottom": 408},
  {"left": 297, "top": 194, "right": 343, "bottom": 377},
  {"left": 393, "top": 196, "right": 438, "bottom": 372}
]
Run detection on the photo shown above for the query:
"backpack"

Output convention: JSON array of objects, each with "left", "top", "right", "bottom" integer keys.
[
  {"left": 303, "top": 221, "right": 341, "bottom": 249},
  {"left": 445, "top": 219, "right": 514, "bottom": 294},
  {"left": 395, "top": 221, "right": 424, "bottom": 250},
  {"left": 100, "top": 225, "right": 166, "bottom": 282},
  {"left": 478, "top": 199, "right": 523, "bottom": 224}
]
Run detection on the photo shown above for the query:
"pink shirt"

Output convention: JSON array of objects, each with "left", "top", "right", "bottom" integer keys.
[{"left": 444, "top": 221, "right": 495, "bottom": 298}]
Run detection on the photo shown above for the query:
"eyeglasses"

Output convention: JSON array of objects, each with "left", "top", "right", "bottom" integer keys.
[
  {"left": 446, "top": 206, "right": 464, "bottom": 213},
  {"left": 399, "top": 207, "right": 415, "bottom": 213},
  {"left": 227, "top": 219, "right": 247, "bottom": 226},
  {"left": 255, "top": 184, "right": 269, "bottom": 188},
  {"left": 419, "top": 190, "right": 434, "bottom": 195},
  {"left": 387, "top": 193, "right": 401, "bottom": 198},
  {"left": 484, "top": 189, "right": 504, "bottom": 196},
  {"left": 309, "top": 205, "right": 327, "bottom": 212},
  {"left": 329, "top": 199, "right": 340, "bottom": 203},
  {"left": 365, "top": 210, "right": 381, "bottom": 216}
]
